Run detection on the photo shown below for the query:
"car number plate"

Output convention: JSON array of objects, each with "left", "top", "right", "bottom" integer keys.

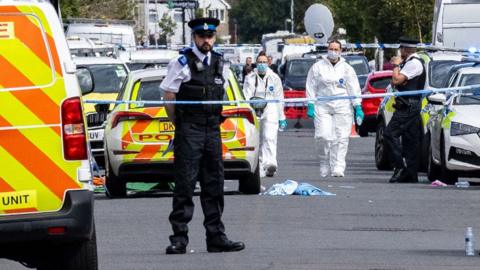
[
  {"left": 285, "top": 103, "right": 305, "bottom": 108},
  {"left": 159, "top": 122, "right": 175, "bottom": 132},
  {"left": 0, "top": 190, "right": 37, "bottom": 211},
  {"left": 88, "top": 129, "right": 104, "bottom": 141}
]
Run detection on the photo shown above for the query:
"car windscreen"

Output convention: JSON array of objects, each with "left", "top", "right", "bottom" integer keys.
[
  {"left": 286, "top": 60, "right": 315, "bottom": 77},
  {"left": 87, "top": 64, "right": 128, "bottom": 93},
  {"left": 136, "top": 80, "right": 229, "bottom": 108},
  {"left": 345, "top": 57, "right": 370, "bottom": 75},
  {"left": 370, "top": 77, "right": 392, "bottom": 89},
  {"left": 429, "top": 60, "right": 462, "bottom": 88}
]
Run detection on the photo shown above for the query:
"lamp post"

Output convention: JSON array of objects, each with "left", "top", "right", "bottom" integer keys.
[{"left": 290, "top": 0, "right": 294, "bottom": 33}]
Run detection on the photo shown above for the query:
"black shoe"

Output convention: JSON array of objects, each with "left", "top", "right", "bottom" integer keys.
[
  {"left": 265, "top": 166, "right": 277, "bottom": 177},
  {"left": 389, "top": 168, "right": 405, "bottom": 183},
  {"left": 399, "top": 173, "right": 418, "bottom": 183},
  {"left": 166, "top": 243, "right": 187, "bottom": 254},
  {"left": 207, "top": 237, "right": 245, "bottom": 253}
]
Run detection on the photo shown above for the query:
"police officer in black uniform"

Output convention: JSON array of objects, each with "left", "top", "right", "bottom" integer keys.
[
  {"left": 160, "top": 18, "right": 245, "bottom": 254},
  {"left": 384, "top": 38, "right": 426, "bottom": 183}
]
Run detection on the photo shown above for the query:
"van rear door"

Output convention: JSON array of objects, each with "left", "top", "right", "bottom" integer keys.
[{"left": 0, "top": 5, "right": 83, "bottom": 215}]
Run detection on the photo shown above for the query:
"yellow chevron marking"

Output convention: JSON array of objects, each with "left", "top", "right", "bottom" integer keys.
[{"left": 0, "top": 147, "right": 62, "bottom": 211}]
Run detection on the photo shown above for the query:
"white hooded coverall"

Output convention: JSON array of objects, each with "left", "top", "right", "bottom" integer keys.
[
  {"left": 306, "top": 57, "right": 361, "bottom": 176},
  {"left": 243, "top": 68, "right": 286, "bottom": 177}
]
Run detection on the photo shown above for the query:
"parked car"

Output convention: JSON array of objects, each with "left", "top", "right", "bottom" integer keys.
[
  {"left": 426, "top": 89, "right": 480, "bottom": 184},
  {"left": 357, "top": 71, "right": 392, "bottom": 137},
  {"left": 280, "top": 56, "right": 317, "bottom": 120},
  {"left": 125, "top": 49, "right": 178, "bottom": 71},
  {"left": 375, "top": 51, "right": 473, "bottom": 171},
  {"left": 343, "top": 54, "right": 371, "bottom": 89},
  {"left": 74, "top": 56, "right": 129, "bottom": 167},
  {"left": 103, "top": 69, "right": 261, "bottom": 197}
]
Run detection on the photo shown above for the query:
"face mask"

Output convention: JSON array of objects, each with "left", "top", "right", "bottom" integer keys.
[
  {"left": 327, "top": 50, "right": 340, "bottom": 61},
  {"left": 256, "top": 63, "right": 268, "bottom": 74}
]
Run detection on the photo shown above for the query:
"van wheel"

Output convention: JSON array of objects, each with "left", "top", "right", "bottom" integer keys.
[
  {"left": 440, "top": 133, "right": 457, "bottom": 185},
  {"left": 105, "top": 157, "right": 126, "bottom": 198},
  {"left": 427, "top": 136, "right": 441, "bottom": 182},
  {"left": 37, "top": 227, "right": 98, "bottom": 270},
  {"left": 239, "top": 163, "right": 261, "bottom": 194},
  {"left": 375, "top": 119, "right": 392, "bottom": 170}
]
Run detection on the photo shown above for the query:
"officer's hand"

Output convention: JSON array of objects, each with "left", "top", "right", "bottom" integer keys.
[
  {"left": 307, "top": 103, "right": 315, "bottom": 119},
  {"left": 354, "top": 105, "right": 364, "bottom": 125},
  {"left": 390, "top": 56, "right": 402, "bottom": 66},
  {"left": 279, "top": 120, "right": 288, "bottom": 131}
]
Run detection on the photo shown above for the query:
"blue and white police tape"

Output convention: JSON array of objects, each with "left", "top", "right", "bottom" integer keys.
[{"left": 84, "top": 84, "right": 480, "bottom": 106}]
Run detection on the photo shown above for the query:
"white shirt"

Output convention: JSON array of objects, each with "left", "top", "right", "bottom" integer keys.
[
  {"left": 243, "top": 68, "right": 286, "bottom": 121},
  {"left": 306, "top": 57, "right": 362, "bottom": 106},
  {"left": 160, "top": 46, "right": 228, "bottom": 93},
  {"left": 400, "top": 53, "right": 424, "bottom": 80}
]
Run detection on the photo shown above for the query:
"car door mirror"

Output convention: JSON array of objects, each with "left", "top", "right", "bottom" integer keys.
[
  {"left": 427, "top": 93, "right": 446, "bottom": 105},
  {"left": 76, "top": 67, "right": 94, "bottom": 95}
]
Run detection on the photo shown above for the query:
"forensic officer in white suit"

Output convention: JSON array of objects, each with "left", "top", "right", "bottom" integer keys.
[
  {"left": 243, "top": 51, "right": 287, "bottom": 177},
  {"left": 306, "top": 40, "right": 364, "bottom": 177}
]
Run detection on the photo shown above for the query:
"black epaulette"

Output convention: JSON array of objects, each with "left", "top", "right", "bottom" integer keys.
[{"left": 179, "top": 47, "right": 193, "bottom": 55}]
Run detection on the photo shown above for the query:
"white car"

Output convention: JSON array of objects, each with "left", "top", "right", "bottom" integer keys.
[
  {"left": 125, "top": 49, "right": 178, "bottom": 71},
  {"left": 103, "top": 69, "right": 261, "bottom": 197},
  {"left": 73, "top": 56, "right": 130, "bottom": 167},
  {"left": 375, "top": 51, "right": 473, "bottom": 171},
  {"left": 427, "top": 71, "right": 480, "bottom": 184}
]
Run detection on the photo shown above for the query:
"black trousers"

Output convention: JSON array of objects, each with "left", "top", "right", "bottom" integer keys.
[
  {"left": 383, "top": 99, "right": 422, "bottom": 176},
  {"left": 168, "top": 121, "right": 225, "bottom": 245}
]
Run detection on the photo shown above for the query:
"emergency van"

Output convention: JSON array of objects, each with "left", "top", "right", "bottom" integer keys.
[{"left": 0, "top": 1, "right": 97, "bottom": 269}]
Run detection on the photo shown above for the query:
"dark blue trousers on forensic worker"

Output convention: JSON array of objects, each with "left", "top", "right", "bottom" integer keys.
[
  {"left": 383, "top": 98, "right": 422, "bottom": 176},
  {"left": 168, "top": 120, "right": 226, "bottom": 245}
]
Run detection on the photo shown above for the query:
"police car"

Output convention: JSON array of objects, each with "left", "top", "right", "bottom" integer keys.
[
  {"left": 103, "top": 68, "right": 261, "bottom": 197},
  {"left": 73, "top": 56, "right": 129, "bottom": 167},
  {"left": 375, "top": 51, "right": 470, "bottom": 171},
  {"left": 0, "top": 1, "right": 97, "bottom": 268},
  {"left": 426, "top": 68, "right": 480, "bottom": 184}
]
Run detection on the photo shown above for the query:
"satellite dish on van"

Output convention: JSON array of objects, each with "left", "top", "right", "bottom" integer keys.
[{"left": 304, "top": 4, "right": 334, "bottom": 43}]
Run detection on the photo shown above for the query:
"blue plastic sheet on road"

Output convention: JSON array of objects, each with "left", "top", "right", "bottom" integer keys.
[{"left": 262, "top": 180, "right": 335, "bottom": 196}]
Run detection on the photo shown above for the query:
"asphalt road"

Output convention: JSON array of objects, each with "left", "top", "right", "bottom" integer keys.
[{"left": 2, "top": 125, "right": 480, "bottom": 269}]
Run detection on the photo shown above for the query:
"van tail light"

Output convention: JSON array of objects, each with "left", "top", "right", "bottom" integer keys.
[
  {"left": 61, "top": 97, "right": 88, "bottom": 160},
  {"left": 222, "top": 108, "right": 255, "bottom": 125},
  {"left": 111, "top": 111, "right": 152, "bottom": 129}
]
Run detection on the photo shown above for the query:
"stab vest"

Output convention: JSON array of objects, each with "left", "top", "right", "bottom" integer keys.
[
  {"left": 397, "top": 56, "right": 426, "bottom": 95},
  {"left": 176, "top": 49, "right": 225, "bottom": 125}
]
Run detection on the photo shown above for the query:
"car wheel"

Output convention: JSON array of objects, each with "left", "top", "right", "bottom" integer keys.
[
  {"left": 426, "top": 135, "right": 441, "bottom": 182},
  {"left": 37, "top": 225, "right": 98, "bottom": 270},
  {"left": 440, "top": 133, "right": 458, "bottom": 185},
  {"left": 375, "top": 119, "right": 392, "bottom": 170},
  {"left": 238, "top": 162, "right": 261, "bottom": 195},
  {"left": 105, "top": 156, "right": 127, "bottom": 198},
  {"left": 357, "top": 123, "right": 369, "bottom": 137}
]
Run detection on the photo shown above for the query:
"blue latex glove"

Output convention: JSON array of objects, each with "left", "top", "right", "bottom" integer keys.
[
  {"left": 354, "top": 105, "right": 364, "bottom": 125},
  {"left": 307, "top": 103, "right": 315, "bottom": 119},
  {"left": 279, "top": 119, "right": 288, "bottom": 131}
]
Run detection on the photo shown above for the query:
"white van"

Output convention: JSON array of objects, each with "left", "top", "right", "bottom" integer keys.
[
  {"left": 66, "top": 18, "right": 136, "bottom": 51},
  {"left": 433, "top": 0, "right": 480, "bottom": 49}
]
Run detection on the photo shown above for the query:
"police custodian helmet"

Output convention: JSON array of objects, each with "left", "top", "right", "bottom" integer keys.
[{"left": 188, "top": 17, "right": 220, "bottom": 35}]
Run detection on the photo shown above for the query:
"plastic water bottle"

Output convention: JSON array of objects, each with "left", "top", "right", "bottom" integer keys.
[
  {"left": 455, "top": 181, "right": 470, "bottom": 188},
  {"left": 465, "top": 227, "right": 475, "bottom": 256},
  {"left": 356, "top": 116, "right": 363, "bottom": 126}
]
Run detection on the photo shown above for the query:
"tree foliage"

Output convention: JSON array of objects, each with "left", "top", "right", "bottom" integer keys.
[
  {"left": 60, "top": 0, "right": 136, "bottom": 20},
  {"left": 158, "top": 13, "right": 177, "bottom": 45},
  {"left": 230, "top": 0, "right": 434, "bottom": 43}
]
